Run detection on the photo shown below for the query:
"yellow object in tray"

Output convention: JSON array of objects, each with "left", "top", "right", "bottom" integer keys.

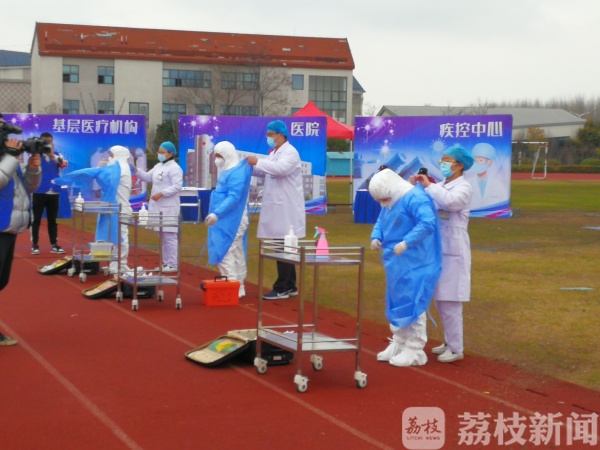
[{"left": 89, "top": 241, "right": 113, "bottom": 258}]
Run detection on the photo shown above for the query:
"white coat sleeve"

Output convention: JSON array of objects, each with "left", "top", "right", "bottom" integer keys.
[
  {"left": 136, "top": 166, "right": 154, "bottom": 183},
  {"left": 426, "top": 182, "right": 471, "bottom": 211}
]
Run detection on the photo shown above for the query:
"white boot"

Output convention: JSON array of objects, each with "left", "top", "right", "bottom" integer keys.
[
  {"left": 377, "top": 339, "right": 402, "bottom": 362},
  {"left": 238, "top": 284, "right": 246, "bottom": 299},
  {"left": 389, "top": 349, "right": 428, "bottom": 367},
  {"left": 389, "top": 313, "right": 428, "bottom": 367}
]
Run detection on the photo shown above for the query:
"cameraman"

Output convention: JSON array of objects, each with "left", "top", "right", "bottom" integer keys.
[
  {"left": 30, "top": 132, "right": 68, "bottom": 255},
  {"left": 0, "top": 116, "right": 41, "bottom": 346}
]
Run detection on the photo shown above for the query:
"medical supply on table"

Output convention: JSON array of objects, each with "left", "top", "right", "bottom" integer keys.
[
  {"left": 314, "top": 226, "right": 329, "bottom": 257},
  {"left": 74, "top": 193, "right": 85, "bottom": 211},
  {"left": 284, "top": 225, "right": 298, "bottom": 253}
]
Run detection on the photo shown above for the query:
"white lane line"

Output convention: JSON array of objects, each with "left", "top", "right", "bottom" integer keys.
[{"left": 0, "top": 320, "right": 143, "bottom": 450}]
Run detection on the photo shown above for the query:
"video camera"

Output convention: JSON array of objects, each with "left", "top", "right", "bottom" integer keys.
[{"left": 0, "top": 121, "right": 52, "bottom": 157}]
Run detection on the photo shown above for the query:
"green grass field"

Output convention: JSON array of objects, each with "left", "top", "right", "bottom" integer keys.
[{"left": 74, "top": 178, "right": 600, "bottom": 390}]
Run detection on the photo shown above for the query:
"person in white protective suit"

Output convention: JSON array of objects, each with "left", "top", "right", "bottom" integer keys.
[
  {"left": 135, "top": 142, "right": 183, "bottom": 272},
  {"left": 246, "top": 120, "right": 306, "bottom": 300},
  {"left": 204, "top": 141, "right": 253, "bottom": 298},
  {"left": 54, "top": 145, "right": 133, "bottom": 273},
  {"left": 369, "top": 169, "right": 442, "bottom": 367},
  {"left": 413, "top": 144, "right": 474, "bottom": 363}
]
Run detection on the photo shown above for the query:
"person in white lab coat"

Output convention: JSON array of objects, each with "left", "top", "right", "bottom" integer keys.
[
  {"left": 412, "top": 144, "right": 474, "bottom": 363},
  {"left": 246, "top": 120, "right": 306, "bottom": 300},
  {"left": 135, "top": 141, "right": 183, "bottom": 272}
]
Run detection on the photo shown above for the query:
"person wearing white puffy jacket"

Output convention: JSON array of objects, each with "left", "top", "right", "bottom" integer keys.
[{"left": 135, "top": 142, "right": 183, "bottom": 272}]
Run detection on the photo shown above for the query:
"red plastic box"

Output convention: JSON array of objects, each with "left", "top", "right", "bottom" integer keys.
[{"left": 200, "top": 276, "right": 240, "bottom": 306}]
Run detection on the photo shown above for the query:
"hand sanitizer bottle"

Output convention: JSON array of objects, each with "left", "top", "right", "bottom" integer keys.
[
  {"left": 139, "top": 203, "right": 148, "bottom": 226},
  {"left": 314, "top": 227, "right": 329, "bottom": 258},
  {"left": 74, "top": 193, "right": 85, "bottom": 212},
  {"left": 284, "top": 225, "right": 298, "bottom": 253}
]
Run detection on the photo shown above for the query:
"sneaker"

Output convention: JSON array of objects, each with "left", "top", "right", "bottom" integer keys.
[
  {"left": 31, "top": 245, "right": 40, "bottom": 255},
  {"left": 0, "top": 333, "right": 18, "bottom": 346},
  {"left": 51, "top": 245, "right": 65, "bottom": 254},
  {"left": 437, "top": 349, "right": 464, "bottom": 363},
  {"left": 161, "top": 264, "right": 177, "bottom": 273},
  {"left": 263, "top": 289, "right": 289, "bottom": 300},
  {"left": 286, "top": 288, "right": 298, "bottom": 297},
  {"left": 432, "top": 343, "right": 447, "bottom": 355}
]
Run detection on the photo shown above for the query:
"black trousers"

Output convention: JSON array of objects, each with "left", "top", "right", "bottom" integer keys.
[
  {"left": 273, "top": 261, "right": 296, "bottom": 293},
  {"left": 31, "top": 193, "right": 60, "bottom": 246},
  {"left": 0, "top": 233, "right": 17, "bottom": 291}
]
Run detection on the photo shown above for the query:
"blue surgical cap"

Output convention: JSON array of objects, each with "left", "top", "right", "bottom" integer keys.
[
  {"left": 160, "top": 141, "right": 177, "bottom": 156},
  {"left": 444, "top": 145, "right": 474, "bottom": 171},
  {"left": 266, "top": 120, "right": 288, "bottom": 137},
  {"left": 471, "top": 143, "right": 496, "bottom": 161}
]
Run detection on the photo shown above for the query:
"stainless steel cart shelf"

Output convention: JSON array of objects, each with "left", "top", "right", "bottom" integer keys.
[
  {"left": 116, "top": 211, "right": 182, "bottom": 311},
  {"left": 68, "top": 201, "right": 121, "bottom": 282},
  {"left": 254, "top": 239, "right": 367, "bottom": 393}
]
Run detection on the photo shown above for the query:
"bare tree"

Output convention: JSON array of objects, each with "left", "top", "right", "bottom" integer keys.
[{"left": 248, "top": 66, "right": 290, "bottom": 116}]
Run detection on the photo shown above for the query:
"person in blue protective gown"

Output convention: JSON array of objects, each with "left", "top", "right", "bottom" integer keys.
[
  {"left": 53, "top": 145, "right": 133, "bottom": 273},
  {"left": 369, "top": 169, "right": 442, "bottom": 367},
  {"left": 204, "top": 141, "right": 253, "bottom": 298}
]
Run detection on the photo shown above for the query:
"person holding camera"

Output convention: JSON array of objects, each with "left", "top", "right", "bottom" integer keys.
[
  {"left": 0, "top": 116, "right": 41, "bottom": 346},
  {"left": 30, "top": 132, "right": 68, "bottom": 255}
]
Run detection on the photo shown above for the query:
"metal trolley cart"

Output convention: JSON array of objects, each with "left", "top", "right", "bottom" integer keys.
[
  {"left": 254, "top": 240, "right": 367, "bottom": 393},
  {"left": 116, "top": 211, "right": 182, "bottom": 311},
  {"left": 68, "top": 201, "right": 121, "bottom": 282}
]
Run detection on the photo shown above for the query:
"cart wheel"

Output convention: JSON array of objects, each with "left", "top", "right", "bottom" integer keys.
[
  {"left": 132, "top": 299, "right": 138, "bottom": 311},
  {"left": 296, "top": 382, "right": 308, "bottom": 393},
  {"left": 310, "top": 354, "right": 323, "bottom": 371},
  {"left": 116, "top": 291, "right": 123, "bottom": 302},
  {"left": 175, "top": 297, "right": 182, "bottom": 310},
  {"left": 294, "top": 374, "right": 309, "bottom": 393},
  {"left": 158, "top": 293, "right": 164, "bottom": 302},
  {"left": 354, "top": 371, "right": 367, "bottom": 389},
  {"left": 79, "top": 273, "right": 87, "bottom": 283},
  {"left": 254, "top": 357, "right": 268, "bottom": 374},
  {"left": 67, "top": 268, "right": 75, "bottom": 277},
  {"left": 103, "top": 268, "right": 110, "bottom": 276}
]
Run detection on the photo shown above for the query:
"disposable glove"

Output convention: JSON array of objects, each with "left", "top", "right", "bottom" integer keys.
[
  {"left": 370, "top": 239, "right": 382, "bottom": 251},
  {"left": 393, "top": 241, "right": 408, "bottom": 255},
  {"left": 204, "top": 213, "right": 218, "bottom": 227}
]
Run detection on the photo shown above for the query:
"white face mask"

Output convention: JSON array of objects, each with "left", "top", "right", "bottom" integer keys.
[{"left": 214, "top": 157, "right": 225, "bottom": 168}]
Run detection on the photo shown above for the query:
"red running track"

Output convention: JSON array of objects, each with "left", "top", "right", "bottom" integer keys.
[{"left": 0, "top": 229, "right": 598, "bottom": 450}]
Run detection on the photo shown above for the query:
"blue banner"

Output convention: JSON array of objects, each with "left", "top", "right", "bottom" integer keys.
[
  {"left": 178, "top": 115, "right": 328, "bottom": 214},
  {"left": 353, "top": 115, "right": 513, "bottom": 218},
  {"left": 3, "top": 114, "right": 147, "bottom": 208}
]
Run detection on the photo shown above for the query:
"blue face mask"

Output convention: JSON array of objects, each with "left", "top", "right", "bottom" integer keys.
[
  {"left": 157, "top": 153, "right": 166, "bottom": 163},
  {"left": 473, "top": 162, "right": 488, "bottom": 174},
  {"left": 440, "top": 161, "right": 455, "bottom": 178},
  {"left": 267, "top": 136, "right": 276, "bottom": 148}
]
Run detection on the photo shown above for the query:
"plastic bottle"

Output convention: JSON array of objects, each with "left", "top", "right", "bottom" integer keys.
[
  {"left": 74, "top": 193, "right": 85, "bottom": 212},
  {"left": 139, "top": 203, "right": 148, "bottom": 226},
  {"left": 314, "top": 227, "right": 329, "bottom": 258},
  {"left": 284, "top": 225, "right": 298, "bottom": 253}
]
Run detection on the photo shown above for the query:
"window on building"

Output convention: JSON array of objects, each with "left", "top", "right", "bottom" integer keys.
[
  {"left": 195, "top": 104, "right": 212, "bottom": 115},
  {"left": 163, "top": 69, "right": 211, "bottom": 88},
  {"left": 63, "top": 65, "right": 79, "bottom": 83},
  {"left": 291, "top": 107, "right": 301, "bottom": 115},
  {"left": 221, "top": 72, "right": 259, "bottom": 90},
  {"left": 98, "top": 101, "right": 114, "bottom": 114},
  {"left": 309, "top": 76, "right": 348, "bottom": 123},
  {"left": 63, "top": 99, "right": 79, "bottom": 114},
  {"left": 292, "top": 74, "right": 304, "bottom": 90},
  {"left": 220, "top": 105, "right": 258, "bottom": 116},
  {"left": 162, "top": 103, "right": 186, "bottom": 121},
  {"left": 129, "top": 102, "right": 149, "bottom": 121},
  {"left": 98, "top": 67, "right": 114, "bottom": 84}
]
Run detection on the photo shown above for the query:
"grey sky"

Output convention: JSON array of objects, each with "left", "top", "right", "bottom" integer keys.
[{"left": 5, "top": 0, "right": 600, "bottom": 112}]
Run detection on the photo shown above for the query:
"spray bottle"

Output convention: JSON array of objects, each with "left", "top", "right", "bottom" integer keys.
[
  {"left": 284, "top": 225, "right": 298, "bottom": 253},
  {"left": 314, "top": 227, "right": 329, "bottom": 258},
  {"left": 74, "top": 193, "right": 85, "bottom": 212}
]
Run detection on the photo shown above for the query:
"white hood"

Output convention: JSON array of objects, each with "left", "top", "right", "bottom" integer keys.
[
  {"left": 368, "top": 169, "right": 414, "bottom": 208},
  {"left": 214, "top": 141, "right": 240, "bottom": 172}
]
